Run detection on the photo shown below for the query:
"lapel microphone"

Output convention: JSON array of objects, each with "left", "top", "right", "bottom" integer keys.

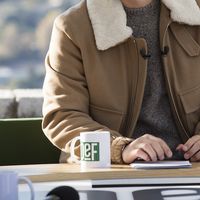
[{"left": 44, "top": 186, "right": 80, "bottom": 200}]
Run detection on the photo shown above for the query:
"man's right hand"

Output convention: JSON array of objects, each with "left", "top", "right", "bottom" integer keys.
[{"left": 122, "top": 134, "right": 173, "bottom": 164}]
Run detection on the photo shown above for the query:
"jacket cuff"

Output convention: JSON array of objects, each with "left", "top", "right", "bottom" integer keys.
[{"left": 111, "top": 136, "right": 133, "bottom": 164}]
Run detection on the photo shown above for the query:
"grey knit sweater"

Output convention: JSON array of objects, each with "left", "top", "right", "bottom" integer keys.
[{"left": 124, "top": 0, "right": 183, "bottom": 159}]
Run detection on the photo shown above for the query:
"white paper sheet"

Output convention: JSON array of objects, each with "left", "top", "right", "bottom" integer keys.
[{"left": 130, "top": 161, "right": 192, "bottom": 169}]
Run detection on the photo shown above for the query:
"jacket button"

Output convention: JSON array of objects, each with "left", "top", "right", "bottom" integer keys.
[
  {"left": 161, "top": 46, "right": 169, "bottom": 56},
  {"left": 140, "top": 48, "right": 151, "bottom": 59}
]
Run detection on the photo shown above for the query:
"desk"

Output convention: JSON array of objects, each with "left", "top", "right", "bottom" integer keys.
[{"left": 1, "top": 163, "right": 200, "bottom": 200}]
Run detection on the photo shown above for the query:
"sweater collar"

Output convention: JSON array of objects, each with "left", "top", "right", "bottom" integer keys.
[{"left": 86, "top": 0, "right": 200, "bottom": 50}]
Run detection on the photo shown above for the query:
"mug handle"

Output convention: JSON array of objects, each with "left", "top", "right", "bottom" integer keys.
[
  {"left": 18, "top": 176, "right": 35, "bottom": 200},
  {"left": 70, "top": 136, "right": 81, "bottom": 163}
]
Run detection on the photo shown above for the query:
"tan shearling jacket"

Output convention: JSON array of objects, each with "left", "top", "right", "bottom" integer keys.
[{"left": 42, "top": 0, "right": 200, "bottom": 163}]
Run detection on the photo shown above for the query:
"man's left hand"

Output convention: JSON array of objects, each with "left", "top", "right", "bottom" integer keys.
[{"left": 176, "top": 135, "right": 200, "bottom": 161}]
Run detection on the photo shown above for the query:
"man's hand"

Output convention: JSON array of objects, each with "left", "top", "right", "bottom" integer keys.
[
  {"left": 176, "top": 135, "right": 200, "bottom": 162},
  {"left": 122, "top": 134, "right": 172, "bottom": 164}
]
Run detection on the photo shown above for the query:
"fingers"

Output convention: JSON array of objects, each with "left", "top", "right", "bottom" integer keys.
[
  {"left": 140, "top": 134, "right": 172, "bottom": 160},
  {"left": 176, "top": 144, "right": 185, "bottom": 151},
  {"left": 122, "top": 134, "right": 172, "bottom": 163},
  {"left": 156, "top": 138, "right": 172, "bottom": 158},
  {"left": 184, "top": 141, "right": 200, "bottom": 159},
  {"left": 139, "top": 143, "right": 158, "bottom": 161},
  {"left": 122, "top": 145, "right": 150, "bottom": 163},
  {"left": 191, "top": 151, "right": 200, "bottom": 162},
  {"left": 186, "top": 136, "right": 200, "bottom": 161},
  {"left": 184, "top": 135, "right": 200, "bottom": 152},
  {"left": 177, "top": 135, "right": 200, "bottom": 161},
  {"left": 131, "top": 149, "right": 150, "bottom": 162}
]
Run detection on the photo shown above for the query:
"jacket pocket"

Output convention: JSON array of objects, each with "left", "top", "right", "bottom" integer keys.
[
  {"left": 89, "top": 104, "right": 125, "bottom": 132},
  {"left": 179, "top": 85, "right": 200, "bottom": 132},
  {"left": 171, "top": 23, "right": 200, "bottom": 57}
]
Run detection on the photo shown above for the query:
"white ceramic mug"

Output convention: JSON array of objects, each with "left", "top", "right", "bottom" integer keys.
[
  {"left": 70, "top": 131, "right": 111, "bottom": 169},
  {"left": 0, "top": 171, "right": 34, "bottom": 200}
]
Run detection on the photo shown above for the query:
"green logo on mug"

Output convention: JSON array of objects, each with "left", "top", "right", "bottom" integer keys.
[{"left": 81, "top": 142, "right": 100, "bottom": 161}]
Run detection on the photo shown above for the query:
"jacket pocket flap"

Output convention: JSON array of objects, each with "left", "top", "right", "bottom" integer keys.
[
  {"left": 180, "top": 85, "right": 200, "bottom": 114},
  {"left": 171, "top": 23, "right": 200, "bottom": 57}
]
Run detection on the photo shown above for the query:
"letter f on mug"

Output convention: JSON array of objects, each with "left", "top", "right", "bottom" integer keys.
[{"left": 82, "top": 142, "right": 99, "bottom": 161}]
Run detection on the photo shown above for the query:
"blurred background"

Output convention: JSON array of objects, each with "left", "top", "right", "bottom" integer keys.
[{"left": 0, "top": 0, "right": 79, "bottom": 89}]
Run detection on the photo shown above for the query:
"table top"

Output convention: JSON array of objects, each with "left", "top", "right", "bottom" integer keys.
[{"left": 0, "top": 163, "right": 200, "bottom": 183}]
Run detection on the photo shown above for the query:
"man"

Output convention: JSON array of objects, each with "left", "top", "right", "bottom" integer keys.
[{"left": 42, "top": 0, "right": 200, "bottom": 164}]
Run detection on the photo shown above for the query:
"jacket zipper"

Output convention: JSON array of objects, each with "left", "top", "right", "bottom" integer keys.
[{"left": 162, "top": 24, "right": 190, "bottom": 141}]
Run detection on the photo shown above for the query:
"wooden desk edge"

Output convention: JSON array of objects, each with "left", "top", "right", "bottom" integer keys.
[{"left": 0, "top": 163, "right": 200, "bottom": 183}]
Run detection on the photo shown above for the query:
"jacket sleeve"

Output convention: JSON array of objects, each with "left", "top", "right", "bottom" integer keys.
[{"left": 42, "top": 15, "right": 132, "bottom": 164}]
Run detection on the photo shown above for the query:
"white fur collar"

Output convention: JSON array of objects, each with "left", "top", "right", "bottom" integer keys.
[
  {"left": 162, "top": 0, "right": 200, "bottom": 25},
  {"left": 87, "top": 0, "right": 200, "bottom": 50},
  {"left": 87, "top": 0, "right": 132, "bottom": 50}
]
